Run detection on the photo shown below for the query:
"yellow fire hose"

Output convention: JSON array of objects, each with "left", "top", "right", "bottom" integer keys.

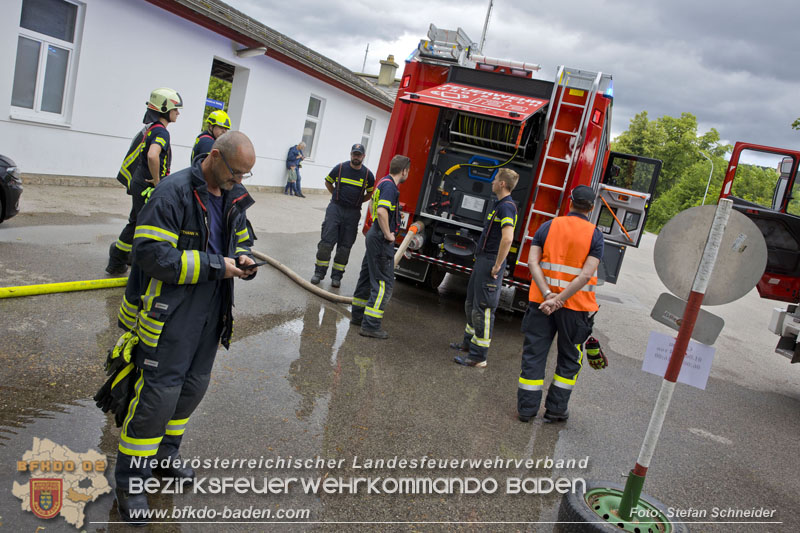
[
  {"left": 0, "top": 222, "right": 426, "bottom": 302},
  {"left": 0, "top": 277, "right": 128, "bottom": 299}
]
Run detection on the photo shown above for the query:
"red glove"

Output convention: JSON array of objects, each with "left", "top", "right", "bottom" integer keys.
[{"left": 585, "top": 336, "right": 608, "bottom": 369}]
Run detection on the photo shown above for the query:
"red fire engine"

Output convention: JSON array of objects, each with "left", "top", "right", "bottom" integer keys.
[
  {"left": 370, "top": 25, "right": 662, "bottom": 311},
  {"left": 719, "top": 142, "right": 800, "bottom": 362}
]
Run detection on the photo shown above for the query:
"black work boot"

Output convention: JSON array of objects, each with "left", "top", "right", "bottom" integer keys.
[
  {"left": 106, "top": 243, "right": 129, "bottom": 276},
  {"left": 115, "top": 488, "right": 149, "bottom": 526},
  {"left": 331, "top": 278, "right": 341, "bottom": 288},
  {"left": 152, "top": 455, "right": 196, "bottom": 480}
]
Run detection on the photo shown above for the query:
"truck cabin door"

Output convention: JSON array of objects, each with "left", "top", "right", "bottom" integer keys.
[
  {"left": 590, "top": 152, "right": 661, "bottom": 282},
  {"left": 719, "top": 142, "right": 800, "bottom": 302}
]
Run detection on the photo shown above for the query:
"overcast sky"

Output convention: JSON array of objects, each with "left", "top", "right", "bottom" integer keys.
[{"left": 226, "top": 0, "right": 798, "bottom": 150}]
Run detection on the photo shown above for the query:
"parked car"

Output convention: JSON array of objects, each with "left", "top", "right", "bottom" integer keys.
[{"left": 0, "top": 154, "right": 23, "bottom": 223}]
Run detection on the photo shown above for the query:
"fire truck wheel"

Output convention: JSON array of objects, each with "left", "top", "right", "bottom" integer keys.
[
  {"left": 422, "top": 266, "right": 446, "bottom": 290},
  {"left": 555, "top": 480, "right": 688, "bottom": 532}
]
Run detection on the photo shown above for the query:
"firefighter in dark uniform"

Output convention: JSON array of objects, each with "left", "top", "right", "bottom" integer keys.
[
  {"left": 451, "top": 168, "right": 519, "bottom": 367},
  {"left": 191, "top": 109, "right": 231, "bottom": 162},
  {"left": 310, "top": 143, "right": 375, "bottom": 288},
  {"left": 107, "top": 87, "right": 182, "bottom": 276},
  {"left": 350, "top": 155, "right": 410, "bottom": 339},
  {"left": 517, "top": 185, "right": 606, "bottom": 423},
  {"left": 111, "top": 132, "right": 257, "bottom": 525}
]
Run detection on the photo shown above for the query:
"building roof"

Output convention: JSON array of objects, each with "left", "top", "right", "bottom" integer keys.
[
  {"left": 356, "top": 73, "right": 402, "bottom": 103},
  {"left": 146, "top": 0, "right": 395, "bottom": 111}
]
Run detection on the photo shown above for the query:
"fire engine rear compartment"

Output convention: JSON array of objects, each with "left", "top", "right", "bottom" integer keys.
[{"left": 403, "top": 67, "right": 554, "bottom": 276}]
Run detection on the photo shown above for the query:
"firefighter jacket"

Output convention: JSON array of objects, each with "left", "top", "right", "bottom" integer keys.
[
  {"left": 528, "top": 215, "right": 599, "bottom": 312},
  {"left": 118, "top": 155, "right": 256, "bottom": 352}
]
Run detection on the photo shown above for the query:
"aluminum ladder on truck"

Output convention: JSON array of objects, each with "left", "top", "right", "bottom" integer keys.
[{"left": 516, "top": 66, "right": 603, "bottom": 266}]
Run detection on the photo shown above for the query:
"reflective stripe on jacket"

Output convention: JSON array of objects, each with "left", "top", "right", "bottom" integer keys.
[{"left": 529, "top": 215, "right": 598, "bottom": 312}]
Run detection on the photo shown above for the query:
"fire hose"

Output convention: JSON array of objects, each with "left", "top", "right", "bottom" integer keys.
[{"left": 0, "top": 221, "right": 426, "bottom": 302}]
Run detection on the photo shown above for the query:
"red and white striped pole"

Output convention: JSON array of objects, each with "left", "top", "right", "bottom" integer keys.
[{"left": 618, "top": 199, "right": 733, "bottom": 520}]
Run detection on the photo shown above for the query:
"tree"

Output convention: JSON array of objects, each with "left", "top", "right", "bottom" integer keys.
[
  {"left": 611, "top": 112, "right": 730, "bottom": 232},
  {"left": 793, "top": 117, "right": 800, "bottom": 130}
]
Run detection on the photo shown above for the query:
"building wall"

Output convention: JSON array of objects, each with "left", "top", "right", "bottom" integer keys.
[{"left": 0, "top": 0, "right": 390, "bottom": 189}]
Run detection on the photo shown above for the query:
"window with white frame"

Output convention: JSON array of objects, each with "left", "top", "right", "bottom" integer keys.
[
  {"left": 302, "top": 95, "right": 324, "bottom": 159},
  {"left": 11, "top": 0, "right": 82, "bottom": 119},
  {"left": 361, "top": 117, "right": 375, "bottom": 156}
]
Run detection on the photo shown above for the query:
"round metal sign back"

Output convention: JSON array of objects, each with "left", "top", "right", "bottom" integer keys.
[{"left": 654, "top": 205, "right": 767, "bottom": 305}]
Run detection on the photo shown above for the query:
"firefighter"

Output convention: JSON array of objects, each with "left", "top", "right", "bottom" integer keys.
[
  {"left": 191, "top": 109, "right": 231, "bottom": 161},
  {"left": 350, "top": 155, "right": 410, "bottom": 339},
  {"left": 310, "top": 143, "right": 375, "bottom": 288},
  {"left": 517, "top": 185, "right": 606, "bottom": 423},
  {"left": 451, "top": 168, "right": 519, "bottom": 367},
  {"left": 112, "top": 132, "right": 257, "bottom": 525},
  {"left": 106, "top": 87, "right": 182, "bottom": 276}
]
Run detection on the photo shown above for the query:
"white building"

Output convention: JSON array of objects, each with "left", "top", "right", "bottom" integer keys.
[{"left": 0, "top": 0, "right": 396, "bottom": 189}]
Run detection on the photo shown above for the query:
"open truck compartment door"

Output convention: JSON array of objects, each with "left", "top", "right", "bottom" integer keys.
[
  {"left": 591, "top": 152, "right": 662, "bottom": 283},
  {"left": 398, "top": 66, "right": 554, "bottom": 264},
  {"left": 720, "top": 142, "right": 800, "bottom": 303}
]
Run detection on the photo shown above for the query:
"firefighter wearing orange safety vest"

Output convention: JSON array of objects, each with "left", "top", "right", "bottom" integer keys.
[{"left": 517, "top": 185, "right": 607, "bottom": 423}]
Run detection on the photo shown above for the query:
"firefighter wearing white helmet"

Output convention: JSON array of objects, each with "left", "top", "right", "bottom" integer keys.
[
  {"left": 106, "top": 87, "right": 182, "bottom": 276},
  {"left": 191, "top": 109, "right": 231, "bottom": 162}
]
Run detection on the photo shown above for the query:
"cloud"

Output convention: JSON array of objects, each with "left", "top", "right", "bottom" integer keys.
[{"left": 226, "top": 0, "right": 799, "bottom": 149}]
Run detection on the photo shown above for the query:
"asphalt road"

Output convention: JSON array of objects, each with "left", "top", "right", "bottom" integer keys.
[{"left": 1, "top": 184, "right": 799, "bottom": 532}]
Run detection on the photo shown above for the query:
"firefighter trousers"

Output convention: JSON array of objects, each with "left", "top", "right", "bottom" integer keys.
[
  {"left": 351, "top": 226, "right": 395, "bottom": 331},
  {"left": 461, "top": 254, "right": 504, "bottom": 362},
  {"left": 314, "top": 202, "right": 361, "bottom": 281},
  {"left": 110, "top": 178, "right": 148, "bottom": 266},
  {"left": 115, "top": 281, "right": 223, "bottom": 490},
  {"left": 517, "top": 305, "right": 593, "bottom": 417}
]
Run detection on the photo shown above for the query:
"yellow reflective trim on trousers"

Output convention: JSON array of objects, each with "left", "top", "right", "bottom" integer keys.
[
  {"left": 111, "top": 362, "right": 135, "bottom": 389},
  {"left": 118, "top": 308, "right": 136, "bottom": 330},
  {"left": 165, "top": 417, "right": 189, "bottom": 436},
  {"left": 142, "top": 279, "right": 162, "bottom": 312},
  {"left": 518, "top": 376, "right": 543, "bottom": 391},
  {"left": 332, "top": 262, "right": 346, "bottom": 271},
  {"left": 553, "top": 373, "right": 577, "bottom": 386},
  {"left": 372, "top": 280, "right": 386, "bottom": 311},
  {"left": 115, "top": 239, "right": 132, "bottom": 252},
  {"left": 352, "top": 298, "right": 368, "bottom": 307},
  {"left": 365, "top": 307, "right": 384, "bottom": 318},
  {"left": 316, "top": 259, "right": 330, "bottom": 267},
  {"left": 121, "top": 371, "right": 144, "bottom": 442},
  {"left": 134, "top": 225, "right": 179, "bottom": 246},
  {"left": 471, "top": 307, "right": 492, "bottom": 347},
  {"left": 465, "top": 324, "right": 475, "bottom": 335}
]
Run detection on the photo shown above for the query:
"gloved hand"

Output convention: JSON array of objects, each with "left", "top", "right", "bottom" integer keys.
[
  {"left": 141, "top": 186, "right": 154, "bottom": 202},
  {"left": 585, "top": 336, "right": 608, "bottom": 369}
]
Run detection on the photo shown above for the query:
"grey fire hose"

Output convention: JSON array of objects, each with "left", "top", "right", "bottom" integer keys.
[{"left": 250, "top": 221, "right": 424, "bottom": 305}]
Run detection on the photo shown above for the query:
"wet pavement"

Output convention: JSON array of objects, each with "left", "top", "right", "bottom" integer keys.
[{"left": 1, "top": 184, "right": 799, "bottom": 532}]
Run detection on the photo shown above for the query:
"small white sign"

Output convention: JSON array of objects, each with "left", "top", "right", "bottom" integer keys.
[
  {"left": 399, "top": 211, "right": 409, "bottom": 229},
  {"left": 461, "top": 195, "right": 485, "bottom": 213},
  {"left": 642, "top": 331, "right": 716, "bottom": 390}
]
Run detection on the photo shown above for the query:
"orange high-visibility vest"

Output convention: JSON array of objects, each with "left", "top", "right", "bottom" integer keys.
[{"left": 528, "top": 215, "right": 599, "bottom": 312}]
